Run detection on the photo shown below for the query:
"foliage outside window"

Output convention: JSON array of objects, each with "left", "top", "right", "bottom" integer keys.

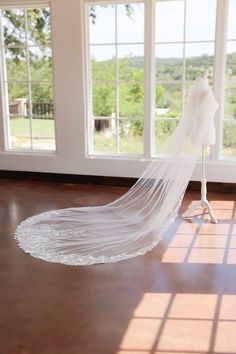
[
  {"left": 0, "top": 7, "right": 55, "bottom": 151},
  {"left": 88, "top": 3, "right": 144, "bottom": 155},
  {"left": 223, "top": 0, "right": 236, "bottom": 157},
  {"left": 0, "top": 1, "right": 235, "bottom": 159},
  {"left": 87, "top": 0, "right": 221, "bottom": 157},
  {"left": 155, "top": 0, "right": 216, "bottom": 154}
]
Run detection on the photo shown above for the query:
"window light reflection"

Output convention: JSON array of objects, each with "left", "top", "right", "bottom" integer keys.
[
  {"left": 161, "top": 200, "right": 235, "bottom": 264},
  {"left": 117, "top": 293, "right": 236, "bottom": 354}
]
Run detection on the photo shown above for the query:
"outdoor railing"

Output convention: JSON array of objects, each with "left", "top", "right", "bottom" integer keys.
[{"left": 9, "top": 100, "right": 54, "bottom": 118}]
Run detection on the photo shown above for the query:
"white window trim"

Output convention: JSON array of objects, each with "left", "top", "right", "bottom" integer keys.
[
  {"left": 85, "top": 0, "right": 218, "bottom": 159},
  {"left": 212, "top": 0, "right": 228, "bottom": 161},
  {"left": 143, "top": 0, "right": 155, "bottom": 158},
  {"left": 0, "top": 3, "right": 56, "bottom": 152},
  {"left": 0, "top": 1, "right": 49, "bottom": 9}
]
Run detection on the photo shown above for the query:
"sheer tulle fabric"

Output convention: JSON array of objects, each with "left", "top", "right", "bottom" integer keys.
[{"left": 15, "top": 77, "right": 218, "bottom": 265}]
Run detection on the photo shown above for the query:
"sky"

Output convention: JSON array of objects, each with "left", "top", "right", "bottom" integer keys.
[{"left": 88, "top": 0, "right": 236, "bottom": 62}]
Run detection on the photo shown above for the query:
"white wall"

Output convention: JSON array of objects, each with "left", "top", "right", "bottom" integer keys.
[{"left": 0, "top": 0, "right": 235, "bottom": 183}]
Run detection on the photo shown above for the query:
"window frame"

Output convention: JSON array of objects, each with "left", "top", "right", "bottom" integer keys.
[
  {"left": 221, "top": 0, "right": 236, "bottom": 159},
  {"left": 0, "top": 3, "right": 56, "bottom": 152},
  {"left": 85, "top": 0, "right": 229, "bottom": 161},
  {"left": 85, "top": 0, "right": 146, "bottom": 158},
  {"left": 154, "top": 0, "right": 217, "bottom": 156}
]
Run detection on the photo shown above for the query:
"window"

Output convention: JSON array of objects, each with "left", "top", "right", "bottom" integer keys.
[
  {"left": 155, "top": 0, "right": 216, "bottom": 154},
  {"left": 223, "top": 0, "right": 236, "bottom": 158},
  {"left": 88, "top": 3, "right": 144, "bottom": 155},
  {"left": 0, "top": 1, "right": 235, "bottom": 183},
  {"left": 0, "top": 7, "right": 55, "bottom": 151},
  {"left": 87, "top": 0, "right": 218, "bottom": 158}
]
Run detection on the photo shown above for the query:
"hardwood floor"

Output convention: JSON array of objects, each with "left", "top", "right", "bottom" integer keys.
[{"left": 0, "top": 179, "right": 235, "bottom": 354}]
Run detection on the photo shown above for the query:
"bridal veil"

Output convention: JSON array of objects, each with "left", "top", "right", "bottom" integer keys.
[{"left": 15, "top": 75, "right": 219, "bottom": 265}]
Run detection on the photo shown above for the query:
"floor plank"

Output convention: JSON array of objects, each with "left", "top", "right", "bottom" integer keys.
[{"left": 0, "top": 179, "right": 235, "bottom": 354}]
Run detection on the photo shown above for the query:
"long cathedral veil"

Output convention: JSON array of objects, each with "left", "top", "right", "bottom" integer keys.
[{"left": 15, "top": 76, "right": 218, "bottom": 265}]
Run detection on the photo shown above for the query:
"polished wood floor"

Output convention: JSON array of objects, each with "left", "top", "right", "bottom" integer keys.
[{"left": 0, "top": 179, "right": 236, "bottom": 354}]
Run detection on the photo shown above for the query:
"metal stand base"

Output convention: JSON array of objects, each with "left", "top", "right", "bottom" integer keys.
[{"left": 182, "top": 146, "right": 217, "bottom": 224}]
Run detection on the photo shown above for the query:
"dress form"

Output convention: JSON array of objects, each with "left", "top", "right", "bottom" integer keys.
[{"left": 182, "top": 72, "right": 219, "bottom": 223}]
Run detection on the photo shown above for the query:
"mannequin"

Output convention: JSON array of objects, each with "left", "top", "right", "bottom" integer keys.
[
  {"left": 191, "top": 72, "right": 218, "bottom": 146},
  {"left": 182, "top": 72, "right": 219, "bottom": 223}
]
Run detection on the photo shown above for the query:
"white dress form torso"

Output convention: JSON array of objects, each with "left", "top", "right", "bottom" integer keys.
[{"left": 192, "top": 79, "right": 219, "bottom": 146}]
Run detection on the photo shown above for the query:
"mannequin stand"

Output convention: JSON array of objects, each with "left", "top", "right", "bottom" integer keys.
[{"left": 182, "top": 146, "right": 217, "bottom": 223}]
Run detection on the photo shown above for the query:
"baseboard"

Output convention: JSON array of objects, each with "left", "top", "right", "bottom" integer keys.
[
  {"left": 0, "top": 170, "right": 136, "bottom": 187},
  {"left": 0, "top": 170, "right": 235, "bottom": 193}
]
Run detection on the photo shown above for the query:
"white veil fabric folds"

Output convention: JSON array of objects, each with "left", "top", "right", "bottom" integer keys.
[{"left": 15, "top": 76, "right": 219, "bottom": 265}]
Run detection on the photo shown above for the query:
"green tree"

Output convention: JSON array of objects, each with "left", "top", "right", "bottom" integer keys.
[
  {"left": 93, "top": 84, "right": 115, "bottom": 117},
  {"left": 3, "top": 9, "right": 52, "bottom": 105},
  {"left": 3, "top": 9, "right": 50, "bottom": 62},
  {"left": 156, "top": 85, "right": 166, "bottom": 106}
]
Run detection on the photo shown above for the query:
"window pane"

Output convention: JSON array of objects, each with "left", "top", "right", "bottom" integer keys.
[
  {"left": 223, "top": 120, "right": 236, "bottom": 157},
  {"left": 185, "top": 43, "right": 215, "bottom": 81},
  {"left": 185, "top": 0, "right": 216, "bottom": 41},
  {"left": 26, "top": 8, "right": 51, "bottom": 47},
  {"left": 118, "top": 44, "right": 144, "bottom": 81},
  {"left": 155, "top": 0, "right": 184, "bottom": 43},
  {"left": 154, "top": 119, "right": 178, "bottom": 154},
  {"left": 155, "top": 83, "right": 182, "bottom": 119},
  {"left": 30, "top": 46, "right": 52, "bottom": 81},
  {"left": 119, "top": 119, "right": 143, "bottom": 154},
  {"left": 31, "top": 83, "right": 53, "bottom": 106},
  {"left": 156, "top": 44, "right": 183, "bottom": 81},
  {"left": 88, "top": 3, "right": 144, "bottom": 156},
  {"left": 225, "top": 83, "right": 236, "bottom": 120},
  {"left": 89, "top": 5, "right": 115, "bottom": 44},
  {"left": 8, "top": 83, "right": 28, "bottom": 113},
  {"left": 117, "top": 3, "right": 144, "bottom": 43},
  {"left": 92, "top": 119, "right": 116, "bottom": 153},
  {"left": 225, "top": 42, "right": 236, "bottom": 81},
  {"left": 2, "top": 9, "right": 25, "bottom": 46},
  {"left": 32, "top": 117, "right": 55, "bottom": 150},
  {"left": 92, "top": 84, "right": 116, "bottom": 117},
  {"left": 228, "top": 0, "right": 236, "bottom": 39},
  {"left": 1, "top": 7, "right": 55, "bottom": 152},
  {"left": 90, "top": 45, "right": 116, "bottom": 81},
  {"left": 184, "top": 81, "right": 195, "bottom": 104},
  {"left": 9, "top": 115, "right": 31, "bottom": 149},
  {"left": 222, "top": 3, "right": 236, "bottom": 159},
  {"left": 5, "top": 48, "right": 27, "bottom": 81},
  {"left": 31, "top": 103, "right": 53, "bottom": 116},
  {"left": 119, "top": 83, "right": 144, "bottom": 118}
]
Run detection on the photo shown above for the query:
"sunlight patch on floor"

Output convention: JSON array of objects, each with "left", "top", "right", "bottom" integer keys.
[
  {"left": 117, "top": 292, "right": 236, "bottom": 354},
  {"left": 161, "top": 199, "right": 236, "bottom": 264}
]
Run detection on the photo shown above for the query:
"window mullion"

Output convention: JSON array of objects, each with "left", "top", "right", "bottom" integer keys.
[
  {"left": 115, "top": 4, "right": 119, "bottom": 154},
  {"left": 212, "top": 0, "right": 229, "bottom": 160},
  {"left": 0, "top": 12, "right": 10, "bottom": 149},
  {"left": 144, "top": 0, "right": 155, "bottom": 158},
  {"left": 25, "top": 9, "right": 34, "bottom": 149},
  {"left": 85, "top": 4, "right": 93, "bottom": 155},
  {"left": 181, "top": 0, "right": 187, "bottom": 114},
  {"left": 0, "top": 1, "right": 49, "bottom": 9}
]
